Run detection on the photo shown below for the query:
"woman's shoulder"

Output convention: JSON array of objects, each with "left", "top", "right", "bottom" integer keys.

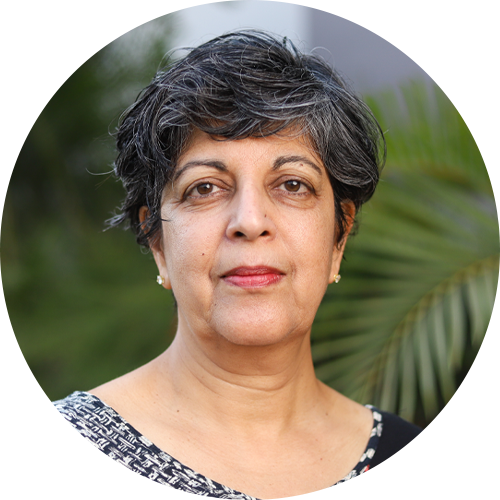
[
  {"left": 53, "top": 390, "right": 102, "bottom": 416},
  {"left": 53, "top": 391, "right": 127, "bottom": 439},
  {"left": 370, "top": 409, "right": 437, "bottom": 489},
  {"left": 376, "top": 408, "right": 422, "bottom": 447},
  {"left": 374, "top": 409, "right": 436, "bottom": 451},
  {"left": 54, "top": 390, "right": 154, "bottom": 431},
  {"left": 54, "top": 390, "right": 110, "bottom": 416}
]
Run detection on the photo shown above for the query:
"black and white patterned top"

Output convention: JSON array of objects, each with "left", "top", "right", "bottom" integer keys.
[{"left": 54, "top": 391, "right": 383, "bottom": 498}]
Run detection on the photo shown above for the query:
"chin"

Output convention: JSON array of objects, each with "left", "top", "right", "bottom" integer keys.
[
  {"left": 220, "top": 330, "right": 290, "bottom": 347},
  {"left": 210, "top": 307, "right": 302, "bottom": 347}
]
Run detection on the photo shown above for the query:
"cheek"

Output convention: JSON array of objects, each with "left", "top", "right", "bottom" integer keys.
[
  {"left": 289, "top": 208, "right": 336, "bottom": 270},
  {"left": 162, "top": 213, "right": 223, "bottom": 285}
]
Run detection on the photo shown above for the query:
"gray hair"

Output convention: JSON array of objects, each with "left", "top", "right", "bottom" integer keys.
[{"left": 108, "top": 30, "right": 385, "bottom": 248}]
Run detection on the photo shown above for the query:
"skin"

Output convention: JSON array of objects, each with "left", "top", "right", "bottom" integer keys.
[{"left": 91, "top": 130, "right": 373, "bottom": 499}]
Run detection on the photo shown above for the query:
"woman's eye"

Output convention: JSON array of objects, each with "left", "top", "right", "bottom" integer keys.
[
  {"left": 187, "top": 182, "right": 219, "bottom": 198},
  {"left": 279, "top": 180, "right": 309, "bottom": 193},
  {"left": 284, "top": 180, "right": 301, "bottom": 192},
  {"left": 186, "top": 179, "right": 309, "bottom": 199},
  {"left": 195, "top": 182, "right": 214, "bottom": 195}
]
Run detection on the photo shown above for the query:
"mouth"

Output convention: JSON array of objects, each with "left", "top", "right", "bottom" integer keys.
[{"left": 221, "top": 266, "right": 285, "bottom": 288}]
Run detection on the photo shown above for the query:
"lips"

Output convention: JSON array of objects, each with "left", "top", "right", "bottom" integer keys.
[
  {"left": 221, "top": 266, "right": 284, "bottom": 288},
  {"left": 223, "top": 266, "right": 283, "bottom": 276}
]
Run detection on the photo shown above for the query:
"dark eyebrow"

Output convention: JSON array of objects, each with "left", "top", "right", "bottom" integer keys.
[
  {"left": 172, "top": 160, "right": 228, "bottom": 182},
  {"left": 272, "top": 155, "right": 323, "bottom": 175},
  {"left": 172, "top": 155, "right": 322, "bottom": 183}
]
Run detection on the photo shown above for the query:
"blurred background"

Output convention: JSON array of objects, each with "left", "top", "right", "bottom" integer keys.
[{"left": 1, "top": 1, "right": 497, "bottom": 428}]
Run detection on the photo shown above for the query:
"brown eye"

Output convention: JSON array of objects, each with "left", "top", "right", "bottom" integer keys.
[
  {"left": 196, "top": 183, "right": 214, "bottom": 195},
  {"left": 284, "top": 180, "right": 301, "bottom": 192}
]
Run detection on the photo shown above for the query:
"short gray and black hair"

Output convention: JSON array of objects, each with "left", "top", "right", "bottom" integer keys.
[{"left": 109, "top": 29, "right": 385, "bottom": 248}]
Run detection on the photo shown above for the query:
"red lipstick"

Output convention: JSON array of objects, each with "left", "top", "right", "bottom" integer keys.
[{"left": 222, "top": 266, "right": 284, "bottom": 288}]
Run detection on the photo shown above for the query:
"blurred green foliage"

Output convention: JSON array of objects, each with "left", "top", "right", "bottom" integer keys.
[
  {"left": 313, "top": 83, "right": 499, "bottom": 427},
  {"left": 2, "top": 16, "right": 178, "bottom": 399},
  {"left": 1, "top": 18, "right": 498, "bottom": 429}
]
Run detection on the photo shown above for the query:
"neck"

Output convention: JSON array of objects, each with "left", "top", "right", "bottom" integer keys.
[{"left": 152, "top": 321, "right": 325, "bottom": 435}]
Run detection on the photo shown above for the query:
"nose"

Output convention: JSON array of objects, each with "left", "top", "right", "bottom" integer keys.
[{"left": 226, "top": 184, "right": 276, "bottom": 241}]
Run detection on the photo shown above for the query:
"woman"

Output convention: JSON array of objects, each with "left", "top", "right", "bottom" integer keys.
[{"left": 55, "top": 30, "right": 421, "bottom": 499}]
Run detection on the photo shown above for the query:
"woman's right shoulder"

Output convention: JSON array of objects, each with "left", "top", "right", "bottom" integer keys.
[
  {"left": 53, "top": 390, "right": 102, "bottom": 413},
  {"left": 51, "top": 391, "right": 109, "bottom": 422},
  {"left": 53, "top": 380, "right": 158, "bottom": 441},
  {"left": 53, "top": 391, "right": 124, "bottom": 441},
  {"left": 51, "top": 391, "right": 102, "bottom": 439}
]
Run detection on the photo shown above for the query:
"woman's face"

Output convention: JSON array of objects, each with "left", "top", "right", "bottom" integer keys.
[{"left": 150, "top": 130, "right": 350, "bottom": 347}]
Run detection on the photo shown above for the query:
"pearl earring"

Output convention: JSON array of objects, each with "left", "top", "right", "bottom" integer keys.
[{"left": 156, "top": 275, "right": 165, "bottom": 285}]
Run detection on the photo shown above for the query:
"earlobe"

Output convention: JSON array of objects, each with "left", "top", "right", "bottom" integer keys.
[
  {"left": 328, "top": 251, "right": 344, "bottom": 284},
  {"left": 156, "top": 275, "right": 171, "bottom": 290},
  {"left": 151, "top": 248, "right": 172, "bottom": 290},
  {"left": 139, "top": 206, "right": 172, "bottom": 290},
  {"left": 328, "top": 201, "right": 355, "bottom": 284},
  {"left": 151, "top": 241, "right": 172, "bottom": 290},
  {"left": 328, "top": 234, "right": 347, "bottom": 284}
]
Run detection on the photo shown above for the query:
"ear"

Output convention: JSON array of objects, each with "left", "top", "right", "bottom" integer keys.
[
  {"left": 328, "top": 201, "right": 356, "bottom": 284},
  {"left": 139, "top": 206, "right": 172, "bottom": 290}
]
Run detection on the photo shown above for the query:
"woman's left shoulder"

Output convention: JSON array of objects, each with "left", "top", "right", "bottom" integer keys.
[
  {"left": 368, "top": 407, "right": 423, "bottom": 468},
  {"left": 369, "top": 407, "right": 437, "bottom": 489}
]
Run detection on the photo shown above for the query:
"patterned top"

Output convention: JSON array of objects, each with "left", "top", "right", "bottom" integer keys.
[{"left": 54, "top": 391, "right": 383, "bottom": 498}]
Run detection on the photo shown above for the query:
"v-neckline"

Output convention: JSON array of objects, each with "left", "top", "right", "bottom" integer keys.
[{"left": 56, "top": 391, "right": 383, "bottom": 498}]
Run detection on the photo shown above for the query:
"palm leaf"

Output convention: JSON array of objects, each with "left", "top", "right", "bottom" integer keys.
[
  {"left": 398, "top": 325, "right": 417, "bottom": 422},
  {"left": 312, "top": 82, "right": 499, "bottom": 427}
]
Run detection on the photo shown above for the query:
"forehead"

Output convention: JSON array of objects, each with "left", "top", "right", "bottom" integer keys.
[{"left": 175, "top": 129, "right": 324, "bottom": 171}]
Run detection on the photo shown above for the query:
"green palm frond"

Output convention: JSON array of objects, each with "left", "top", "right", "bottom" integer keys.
[
  {"left": 312, "top": 82, "right": 499, "bottom": 427},
  {"left": 365, "top": 82, "right": 490, "bottom": 192}
]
